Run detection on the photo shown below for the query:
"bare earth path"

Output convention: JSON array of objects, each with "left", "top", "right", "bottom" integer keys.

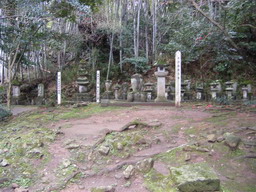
[
  {"left": 30, "top": 106, "right": 211, "bottom": 192},
  {"left": 26, "top": 105, "right": 256, "bottom": 192}
]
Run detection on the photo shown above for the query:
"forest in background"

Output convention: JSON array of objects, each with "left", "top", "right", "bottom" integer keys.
[{"left": 0, "top": 0, "right": 256, "bottom": 107}]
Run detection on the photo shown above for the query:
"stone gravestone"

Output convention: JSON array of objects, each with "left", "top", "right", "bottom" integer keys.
[
  {"left": 57, "top": 72, "right": 61, "bottom": 105},
  {"left": 12, "top": 85, "right": 20, "bottom": 105},
  {"left": 12, "top": 86, "right": 20, "bottom": 98},
  {"left": 35, "top": 83, "right": 45, "bottom": 105},
  {"left": 96, "top": 70, "right": 100, "bottom": 103},
  {"left": 38, "top": 84, "right": 44, "bottom": 97},
  {"left": 175, "top": 51, "right": 181, "bottom": 107}
]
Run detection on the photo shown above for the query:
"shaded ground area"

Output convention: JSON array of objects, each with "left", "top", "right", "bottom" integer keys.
[{"left": 0, "top": 104, "right": 256, "bottom": 192}]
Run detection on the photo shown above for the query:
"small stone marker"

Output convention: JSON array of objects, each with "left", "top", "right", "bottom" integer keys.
[
  {"left": 96, "top": 70, "right": 100, "bottom": 103},
  {"left": 38, "top": 84, "right": 44, "bottom": 97},
  {"left": 12, "top": 86, "right": 20, "bottom": 98},
  {"left": 57, "top": 72, "right": 61, "bottom": 105},
  {"left": 175, "top": 51, "right": 181, "bottom": 107}
]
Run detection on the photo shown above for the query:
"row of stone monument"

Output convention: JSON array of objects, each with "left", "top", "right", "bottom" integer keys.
[
  {"left": 99, "top": 77, "right": 253, "bottom": 102},
  {"left": 10, "top": 63, "right": 253, "bottom": 104},
  {"left": 75, "top": 63, "right": 253, "bottom": 103}
]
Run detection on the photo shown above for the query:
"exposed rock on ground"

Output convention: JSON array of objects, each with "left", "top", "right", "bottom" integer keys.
[
  {"left": 170, "top": 163, "right": 220, "bottom": 192},
  {"left": 123, "top": 165, "right": 135, "bottom": 179},
  {"left": 224, "top": 132, "right": 241, "bottom": 150}
]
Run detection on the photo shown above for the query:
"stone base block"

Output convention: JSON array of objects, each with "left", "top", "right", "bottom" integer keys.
[{"left": 155, "top": 96, "right": 168, "bottom": 102}]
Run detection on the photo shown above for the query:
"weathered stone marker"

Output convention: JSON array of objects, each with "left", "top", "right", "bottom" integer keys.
[
  {"left": 175, "top": 51, "right": 181, "bottom": 107},
  {"left": 57, "top": 72, "right": 61, "bottom": 105},
  {"left": 38, "top": 84, "right": 44, "bottom": 97},
  {"left": 12, "top": 86, "right": 20, "bottom": 98},
  {"left": 96, "top": 70, "right": 100, "bottom": 103}
]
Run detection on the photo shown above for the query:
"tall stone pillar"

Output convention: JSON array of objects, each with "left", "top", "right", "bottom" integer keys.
[{"left": 155, "top": 65, "right": 168, "bottom": 102}]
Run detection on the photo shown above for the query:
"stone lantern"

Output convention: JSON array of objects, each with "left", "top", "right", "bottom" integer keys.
[
  {"left": 154, "top": 64, "right": 168, "bottom": 102},
  {"left": 165, "top": 83, "right": 171, "bottom": 100},
  {"left": 196, "top": 85, "right": 204, "bottom": 100},
  {"left": 225, "top": 81, "right": 237, "bottom": 99},
  {"left": 114, "top": 84, "right": 121, "bottom": 100},
  {"left": 241, "top": 83, "right": 251, "bottom": 100},
  {"left": 210, "top": 81, "right": 221, "bottom": 100},
  {"left": 144, "top": 82, "right": 154, "bottom": 101},
  {"left": 225, "top": 81, "right": 233, "bottom": 99},
  {"left": 181, "top": 81, "right": 188, "bottom": 100}
]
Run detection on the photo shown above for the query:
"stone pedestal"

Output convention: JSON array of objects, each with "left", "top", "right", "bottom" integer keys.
[{"left": 155, "top": 67, "right": 168, "bottom": 102}]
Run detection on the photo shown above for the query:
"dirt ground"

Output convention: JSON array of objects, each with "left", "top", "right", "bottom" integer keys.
[
  {"left": 1, "top": 104, "right": 256, "bottom": 192},
  {"left": 27, "top": 105, "right": 256, "bottom": 192}
]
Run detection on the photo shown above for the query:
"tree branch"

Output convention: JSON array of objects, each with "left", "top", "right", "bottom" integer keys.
[{"left": 189, "top": 0, "right": 239, "bottom": 50}]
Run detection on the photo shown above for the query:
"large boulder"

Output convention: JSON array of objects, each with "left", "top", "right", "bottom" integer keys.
[{"left": 170, "top": 163, "right": 220, "bottom": 192}]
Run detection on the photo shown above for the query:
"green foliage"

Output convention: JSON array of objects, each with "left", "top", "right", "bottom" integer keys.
[
  {"left": 122, "top": 57, "right": 150, "bottom": 73},
  {"left": 79, "top": 0, "right": 102, "bottom": 12},
  {"left": 0, "top": 105, "right": 12, "bottom": 120}
]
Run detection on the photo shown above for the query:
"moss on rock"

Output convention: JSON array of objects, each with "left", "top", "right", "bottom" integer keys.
[{"left": 170, "top": 163, "right": 220, "bottom": 192}]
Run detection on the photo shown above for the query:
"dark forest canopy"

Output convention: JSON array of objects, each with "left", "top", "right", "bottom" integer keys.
[{"left": 0, "top": 0, "right": 255, "bottom": 92}]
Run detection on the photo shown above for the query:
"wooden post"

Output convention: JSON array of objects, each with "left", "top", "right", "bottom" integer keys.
[
  {"left": 175, "top": 51, "right": 181, "bottom": 107},
  {"left": 96, "top": 70, "right": 100, "bottom": 103},
  {"left": 57, "top": 72, "right": 61, "bottom": 105}
]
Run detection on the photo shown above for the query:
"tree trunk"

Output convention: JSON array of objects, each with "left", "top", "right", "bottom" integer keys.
[
  {"left": 107, "top": 33, "right": 114, "bottom": 81},
  {"left": 135, "top": 0, "right": 142, "bottom": 58},
  {"left": 152, "top": 0, "right": 158, "bottom": 62},
  {"left": 133, "top": 0, "right": 137, "bottom": 58}
]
